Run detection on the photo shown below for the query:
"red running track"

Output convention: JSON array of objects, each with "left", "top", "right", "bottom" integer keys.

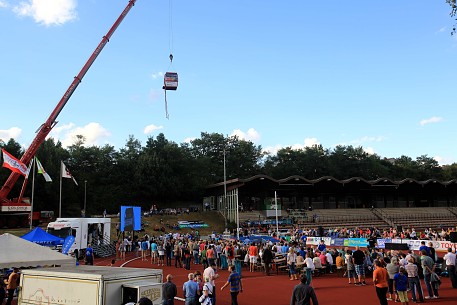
[{"left": 96, "top": 254, "right": 457, "bottom": 305}]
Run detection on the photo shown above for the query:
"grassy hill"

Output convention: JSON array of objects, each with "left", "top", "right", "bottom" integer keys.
[{"left": 0, "top": 211, "right": 226, "bottom": 240}]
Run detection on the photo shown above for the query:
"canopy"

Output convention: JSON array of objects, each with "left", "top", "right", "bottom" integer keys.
[
  {"left": 0, "top": 233, "right": 74, "bottom": 269},
  {"left": 21, "top": 227, "right": 64, "bottom": 246}
]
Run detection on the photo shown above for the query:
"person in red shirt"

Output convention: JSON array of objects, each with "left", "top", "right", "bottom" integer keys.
[
  {"left": 373, "top": 260, "right": 389, "bottom": 305},
  {"left": 248, "top": 243, "right": 258, "bottom": 272}
]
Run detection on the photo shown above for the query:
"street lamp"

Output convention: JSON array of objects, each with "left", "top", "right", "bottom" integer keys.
[{"left": 84, "top": 180, "right": 87, "bottom": 217}]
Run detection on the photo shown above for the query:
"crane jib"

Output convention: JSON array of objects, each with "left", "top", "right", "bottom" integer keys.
[{"left": 0, "top": 0, "right": 139, "bottom": 201}]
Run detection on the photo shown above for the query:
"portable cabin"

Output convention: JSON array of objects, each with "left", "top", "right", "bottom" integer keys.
[{"left": 163, "top": 72, "right": 178, "bottom": 90}]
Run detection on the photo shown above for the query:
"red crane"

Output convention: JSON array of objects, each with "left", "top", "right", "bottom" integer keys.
[{"left": 0, "top": 0, "right": 138, "bottom": 227}]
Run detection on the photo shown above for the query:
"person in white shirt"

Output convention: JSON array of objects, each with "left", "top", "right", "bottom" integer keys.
[
  {"left": 325, "top": 251, "right": 334, "bottom": 273},
  {"left": 443, "top": 247, "right": 457, "bottom": 288},
  {"left": 304, "top": 253, "right": 315, "bottom": 271}
]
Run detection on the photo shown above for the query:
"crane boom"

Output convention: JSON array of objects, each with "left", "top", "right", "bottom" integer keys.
[{"left": 0, "top": 0, "right": 138, "bottom": 201}]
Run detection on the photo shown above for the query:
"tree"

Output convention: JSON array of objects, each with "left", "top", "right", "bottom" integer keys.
[{"left": 447, "top": 0, "right": 457, "bottom": 34}]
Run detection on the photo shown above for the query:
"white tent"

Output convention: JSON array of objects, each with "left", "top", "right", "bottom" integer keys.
[{"left": 0, "top": 233, "right": 75, "bottom": 269}]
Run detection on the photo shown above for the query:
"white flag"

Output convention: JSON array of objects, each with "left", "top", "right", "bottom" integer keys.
[
  {"left": 61, "top": 161, "right": 78, "bottom": 186},
  {"left": 25, "top": 158, "right": 34, "bottom": 179},
  {"left": 36, "top": 157, "right": 52, "bottom": 182}
]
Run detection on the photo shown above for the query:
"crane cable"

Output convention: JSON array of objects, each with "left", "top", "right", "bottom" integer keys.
[{"left": 165, "top": 0, "right": 174, "bottom": 119}]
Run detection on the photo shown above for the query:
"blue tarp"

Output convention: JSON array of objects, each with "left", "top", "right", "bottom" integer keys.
[{"left": 21, "top": 227, "right": 64, "bottom": 246}]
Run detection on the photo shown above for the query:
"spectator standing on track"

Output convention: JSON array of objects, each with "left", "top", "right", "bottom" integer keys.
[
  {"left": 345, "top": 250, "right": 357, "bottom": 284},
  {"left": 163, "top": 274, "right": 177, "bottom": 305},
  {"left": 393, "top": 267, "right": 409, "bottom": 305},
  {"left": 404, "top": 257, "right": 424, "bottom": 303},
  {"left": 220, "top": 265, "right": 243, "bottom": 305},
  {"left": 290, "top": 273, "right": 319, "bottom": 305},
  {"left": 174, "top": 242, "right": 183, "bottom": 268},
  {"left": 287, "top": 247, "right": 299, "bottom": 280},
  {"left": 141, "top": 238, "right": 149, "bottom": 261},
  {"left": 207, "top": 245, "right": 216, "bottom": 267},
  {"left": 85, "top": 244, "right": 94, "bottom": 265},
  {"left": 199, "top": 283, "right": 213, "bottom": 305},
  {"left": 386, "top": 257, "right": 399, "bottom": 301},
  {"left": 420, "top": 250, "right": 439, "bottom": 299},
  {"left": 443, "top": 247, "right": 457, "bottom": 288},
  {"left": 203, "top": 262, "right": 219, "bottom": 305},
  {"left": 352, "top": 246, "right": 366, "bottom": 286},
  {"left": 165, "top": 240, "right": 172, "bottom": 266},
  {"left": 262, "top": 245, "right": 274, "bottom": 276},
  {"left": 248, "top": 243, "right": 258, "bottom": 273},
  {"left": 183, "top": 273, "right": 199, "bottom": 305},
  {"left": 373, "top": 259, "right": 389, "bottom": 305}
]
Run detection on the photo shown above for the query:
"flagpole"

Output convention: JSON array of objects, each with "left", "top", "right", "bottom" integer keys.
[
  {"left": 275, "top": 191, "right": 279, "bottom": 237},
  {"left": 59, "top": 161, "right": 63, "bottom": 218},
  {"left": 30, "top": 157, "right": 36, "bottom": 230}
]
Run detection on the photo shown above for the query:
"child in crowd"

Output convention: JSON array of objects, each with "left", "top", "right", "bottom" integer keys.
[{"left": 393, "top": 267, "right": 409, "bottom": 305}]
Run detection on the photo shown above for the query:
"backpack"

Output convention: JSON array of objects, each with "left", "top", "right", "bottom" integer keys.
[{"left": 227, "top": 247, "right": 233, "bottom": 257}]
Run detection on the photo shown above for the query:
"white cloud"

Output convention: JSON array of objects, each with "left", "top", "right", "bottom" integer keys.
[
  {"left": 151, "top": 72, "right": 164, "bottom": 80},
  {"left": 434, "top": 155, "right": 454, "bottom": 166},
  {"left": 13, "top": 0, "right": 77, "bottom": 26},
  {"left": 183, "top": 137, "right": 196, "bottom": 143},
  {"left": 0, "top": 127, "right": 22, "bottom": 142},
  {"left": 48, "top": 122, "right": 110, "bottom": 147},
  {"left": 263, "top": 144, "right": 283, "bottom": 156},
  {"left": 230, "top": 128, "right": 261, "bottom": 142},
  {"left": 144, "top": 124, "right": 163, "bottom": 135},
  {"left": 437, "top": 26, "right": 447, "bottom": 33},
  {"left": 263, "top": 137, "right": 320, "bottom": 155},
  {"left": 0, "top": 1, "right": 8, "bottom": 8},
  {"left": 364, "top": 147, "right": 375, "bottom": 155},
  {"left": 420, "top": 116, "right": 443, "bottom": 126},
  {"left": 289, "top": 137, "right": 320, "bottom": 150}
]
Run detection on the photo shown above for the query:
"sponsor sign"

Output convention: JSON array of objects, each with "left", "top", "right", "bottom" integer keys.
[
  {"left": 178, "top": 221, "right": 209, "bottom": 229},
  {"left": 376, "top": 238, "right": 391, "bottom": 249},
  {"left": 306, "top": 237, "right": 332, "bottom": 245},
  {"left": 332, "top": 238, "right": 345, "bottom": 247},
  {"left": 1, "top": 206, "right": 31, "bottom": 212},
  {"left": 344, "top": 238, "right": 368, "bottom": 247},
  {"left": 392, "top": 238, "right": 457, "bottom": 252}
]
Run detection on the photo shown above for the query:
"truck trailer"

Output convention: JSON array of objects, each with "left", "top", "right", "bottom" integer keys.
[
  {"left": 18, "top": 265, "right": 163, "bottom": 305},
  {"left": 47, "top": 217, "right": 111, "bottom": 258}
]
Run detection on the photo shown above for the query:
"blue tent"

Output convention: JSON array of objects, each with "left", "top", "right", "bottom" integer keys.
[{"left": 21, "top": 227, "right": 64, "bottom": 246}]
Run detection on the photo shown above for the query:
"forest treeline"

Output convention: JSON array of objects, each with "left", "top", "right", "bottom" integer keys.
[{"left": 1, "top": 132, "right": 456, "bottom": 216}]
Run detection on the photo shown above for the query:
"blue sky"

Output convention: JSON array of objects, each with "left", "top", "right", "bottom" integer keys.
[{"left": 1, "top": 0, "right": 456, "bottom": 165}]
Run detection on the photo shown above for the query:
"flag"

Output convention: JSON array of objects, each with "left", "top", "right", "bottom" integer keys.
[
  {"left": 1, "top": 148, "right": 28, "bottom": 176},
  {"left": 36, "top": 157, "right": 52, "bottom": 182},
  {"left": 61, "top": 161, "right": 78, "bottom": 186},
  {"left": 25, "top": 158, "right": 34, "bottom": 179}
]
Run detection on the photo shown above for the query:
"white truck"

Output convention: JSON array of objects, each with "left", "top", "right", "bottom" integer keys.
[
  {"left": 18, "top": 265, "right": 163, "bottom": 305},
  {"left": 47, "top": 217, "right": 111, "bottom": 258}
]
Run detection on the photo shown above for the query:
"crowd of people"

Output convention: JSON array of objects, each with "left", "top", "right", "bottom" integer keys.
[{"left": 109, "top": 222, "right": 456, "bottom": 305}]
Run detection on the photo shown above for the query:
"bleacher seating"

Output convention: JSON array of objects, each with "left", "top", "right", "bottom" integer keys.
[{"left": 237, "top": 207, "right": 456, "bottom": 233}]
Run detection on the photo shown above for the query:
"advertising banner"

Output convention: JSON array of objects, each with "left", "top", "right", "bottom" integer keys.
[
  {"left": 376, "top": 238, "right": 391, "bottom": 249},
  {"left": 62, "top": 236, "right": 75, "bottom": 255},
  {"left": 344, "top": 238, "right": 368, "bottom": 247}
]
